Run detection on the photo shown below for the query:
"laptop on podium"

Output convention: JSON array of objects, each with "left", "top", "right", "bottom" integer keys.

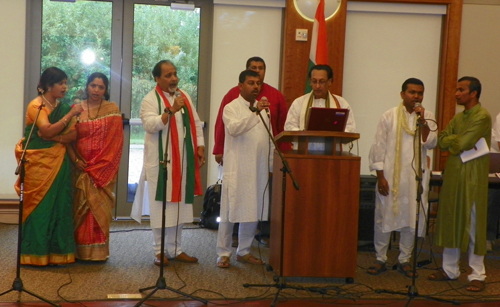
[{"left": 306, "top": 107, "right": 350, "bottom": 132}]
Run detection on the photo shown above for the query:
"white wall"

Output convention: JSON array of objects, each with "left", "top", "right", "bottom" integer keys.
[
  {"left": 343, "top": 2, "right": 444, "bottom": 174},
  {"left": 0, "top": 0, "right": 26, "bottom": 199},
  {"left": 207, "top": 2, "right": 284, "bottom": 184}
]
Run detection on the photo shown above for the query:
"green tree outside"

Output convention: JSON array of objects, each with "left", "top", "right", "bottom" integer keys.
[{"left": 40, "top": 0, "right": 201, "bottom": 144}]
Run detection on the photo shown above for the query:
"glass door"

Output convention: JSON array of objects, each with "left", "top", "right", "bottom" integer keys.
[
  {"left": 118, "top": 1, "right": 205, "bottom": 217},
  {"left": 27, "top": 0, "right": 212, "bottom": 218},
  {"left": 39, "top": 0, "right": 114, "bottom": 105}
]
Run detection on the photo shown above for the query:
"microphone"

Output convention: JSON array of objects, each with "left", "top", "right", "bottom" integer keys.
[
  {"left": 413, "top": 102, "right": 422, "bottom": 119},
  {"left": 175, "top": 90, "right": 184, "bottom": 114},
  {"left": 72, "top": 102, "right": 81, "bottom": 123},
  {"left": 260, "top": 96, "right": 270, "bottom": 118}
]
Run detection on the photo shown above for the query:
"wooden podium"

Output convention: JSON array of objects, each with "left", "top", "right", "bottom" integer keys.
[{"left": 269, "top": 131, "right": 361, "bottom": 279}]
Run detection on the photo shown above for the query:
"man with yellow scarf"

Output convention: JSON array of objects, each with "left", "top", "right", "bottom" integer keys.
[{"left": 367, "top": 78, "right": 437, "bottom": 278}]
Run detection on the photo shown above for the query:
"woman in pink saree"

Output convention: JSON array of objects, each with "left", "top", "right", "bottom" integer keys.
[{"left": 68, "top": 72, "right": 123, "bottom": 261}]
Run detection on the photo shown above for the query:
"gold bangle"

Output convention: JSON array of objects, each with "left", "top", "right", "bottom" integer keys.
[
  {"left": 75, "top": 158, "right": 79, "bottom": 163},
  {"left": 60, "top": 118, "right": 67, "bottom": 127}
]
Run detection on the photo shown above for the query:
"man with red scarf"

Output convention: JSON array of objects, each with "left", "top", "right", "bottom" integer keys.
[{"left": 133, "top": 60, "right": 205, "bottom": 266}]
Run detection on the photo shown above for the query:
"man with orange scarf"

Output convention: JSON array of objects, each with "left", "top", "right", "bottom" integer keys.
[{"left": 132, "top": 60, "right": 205, "bottom": 266}]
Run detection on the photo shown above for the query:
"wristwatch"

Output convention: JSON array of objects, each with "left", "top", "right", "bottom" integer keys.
[{"left": 164, "top": 107, "right": 173, "bottom": 115}]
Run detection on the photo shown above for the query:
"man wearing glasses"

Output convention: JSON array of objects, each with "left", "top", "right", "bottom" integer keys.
[{"left": 284, "top": 64, "right": 356, "bottom": 132}]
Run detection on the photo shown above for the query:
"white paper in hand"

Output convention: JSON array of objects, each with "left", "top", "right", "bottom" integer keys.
[{"left": 460, "top": 137, "right": 489, "bottom": 163}]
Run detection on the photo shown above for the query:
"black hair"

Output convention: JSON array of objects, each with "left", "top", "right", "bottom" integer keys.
[
  {"left": 86, "top": 72, "right": 110, "bottom": 101},
  {"left": 239, "top": 70, "right": 260, "bottom": 83},
  {"left": 309, "top": 64, "right": 333, "bottom": 80},
  {"left": 152, "top": 60, "right": 176, "bottom": 78},
  {"left": 401, "top": 78, "right": 424, "bottom": 92},
  {"left": 246, "top": 57, "right": 266, "bottom": 69},
  {"left": 37, "top": 67, "right": 67, "bottom": 94},
  {"left": 458, "top": 76, "right": 482, "bottom": 99}
]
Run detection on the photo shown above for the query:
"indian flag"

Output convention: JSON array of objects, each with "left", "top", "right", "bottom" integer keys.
[{"left": 305, "top": 0, "right": 328, "bottom": 93}]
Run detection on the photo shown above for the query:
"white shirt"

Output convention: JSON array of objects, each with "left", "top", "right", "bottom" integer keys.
[
  {"left": 284, "top": 92, "right": 356, "bottom": 132},
  {"left": 369, "top": 106, "right": 437, "bottom": 236},
  {"left": 491, "top": 112, "right": 500, "bottom": 152},
  {"left": 220, "top": 95, "right": 274, "bottom": 223}
]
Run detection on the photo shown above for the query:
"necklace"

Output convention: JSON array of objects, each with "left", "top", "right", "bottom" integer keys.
[
  {"left": 87, "top": 99, "right": 103, "bottom": 120},
  {"left": 41, "top": 94, "right": 58, "bottom": 109}
]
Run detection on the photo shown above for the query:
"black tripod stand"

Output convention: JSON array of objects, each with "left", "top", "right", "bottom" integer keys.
[
  {"left": 416, "top": 175, "right": 441, "bottom": 268},
  {"left": 0, "top": 103, "right": 59, "bottom": 307},
  {"left": 134, "top": 111, "right": 207, "bottom": 307},
  {"left": 376, "top": 118, "right": 458, "bottom": 306}
]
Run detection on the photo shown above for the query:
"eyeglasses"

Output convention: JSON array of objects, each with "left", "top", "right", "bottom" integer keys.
[{"left": 310, "top": 79, "right": 328, "bottom": 86}]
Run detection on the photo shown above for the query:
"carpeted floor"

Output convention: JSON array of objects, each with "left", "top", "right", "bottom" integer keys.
[{"left": 1, "top": 221, "right": 500, "bottom": 304}]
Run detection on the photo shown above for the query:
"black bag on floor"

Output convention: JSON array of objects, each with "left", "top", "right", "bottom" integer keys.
[{"left": 200, "top": 180, "right": 221, "bottom": 230}]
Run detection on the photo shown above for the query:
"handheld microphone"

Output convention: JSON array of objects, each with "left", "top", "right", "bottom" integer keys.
[
  {"left": 260, "top": 96, "right": 270, "bottom": 118},
  {"left": 72, "top": 102, "right": 81, "bottom": 123},
  {"left": 175, "top": 90, "right": 185, "bottom": 114},
  {"left": 413, "top": 102, "right": 422, "bottom": 119}
]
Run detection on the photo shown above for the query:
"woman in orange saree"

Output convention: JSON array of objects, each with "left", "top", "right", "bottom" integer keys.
[
  {"left": 15, "top": 67, "right": 83, "bottom": 266},
  {"left": 68, "top": 72, "right": 123, "bottom": 261}
]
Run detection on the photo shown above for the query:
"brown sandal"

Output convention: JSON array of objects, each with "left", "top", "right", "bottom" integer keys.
[
  {"left": 428, "top": 270, "right": 455, "bottom": 281},
  {"left": 236, "top": 253, "right": 264, "bottom": 265},
  {"left": 466, "top": 279, "right": 485, "bottom": 292},
  {"left": 217, "top": 256, "right": 230, "bottom": 268},
  {"left": 397, "top": 262, "right": 417, "bottom": 278},
  {"left": 366, "top": 261, "right": 387, "bottom": 275}
]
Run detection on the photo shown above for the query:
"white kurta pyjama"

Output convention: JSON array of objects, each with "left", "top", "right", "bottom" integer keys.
[
  {"left": 221, "top": 95, "right": 274, "bottom": 223},
  {"left": 369, "top": 106, "right": 437, "bottom": 237},
  {"left": 131, "top": 89, "right": 204, "bottom": 229}
]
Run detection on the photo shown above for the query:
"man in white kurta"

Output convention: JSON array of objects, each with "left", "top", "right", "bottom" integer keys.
[
  {"left": 285, "top": 65, "right": 356, "bottom": 134},
  {"left": 132, "top": 60, "right": 205, "bottom": 266},
  {"left": 367, "top": 78, "right": 437, "bottom": 277},
  {"left": 216, "top": 70, "right": 274, "bottom": 268}
]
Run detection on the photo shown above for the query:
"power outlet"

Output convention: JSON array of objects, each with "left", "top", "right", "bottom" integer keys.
[{"left": 295, "top": 29, "right": 308, "bottom": 41}]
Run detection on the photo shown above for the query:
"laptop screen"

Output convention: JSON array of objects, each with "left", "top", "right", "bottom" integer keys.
[{"left": 306, "top": 107, "right": 350, "bottom": 132}]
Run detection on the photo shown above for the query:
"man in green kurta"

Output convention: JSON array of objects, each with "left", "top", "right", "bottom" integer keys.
[{"left": 428, "top": 77, "right": 491, "bottom": 292}]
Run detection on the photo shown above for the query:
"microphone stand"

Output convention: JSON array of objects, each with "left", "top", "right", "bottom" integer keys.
[
  {"left": 0, "top": 103, "right": 59, "bottom": 307},
  {"left": 249, "top": 107, "right": 299, "bottom": 190},
  {"left": 244, "top": 108, "right": 333, "bottom": 307},
  {"left": 376, "top": 117, "right": 458, "bottom": 306},
  {"left": 134, "top": 111, "right": 207, "bottom": 306}
]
